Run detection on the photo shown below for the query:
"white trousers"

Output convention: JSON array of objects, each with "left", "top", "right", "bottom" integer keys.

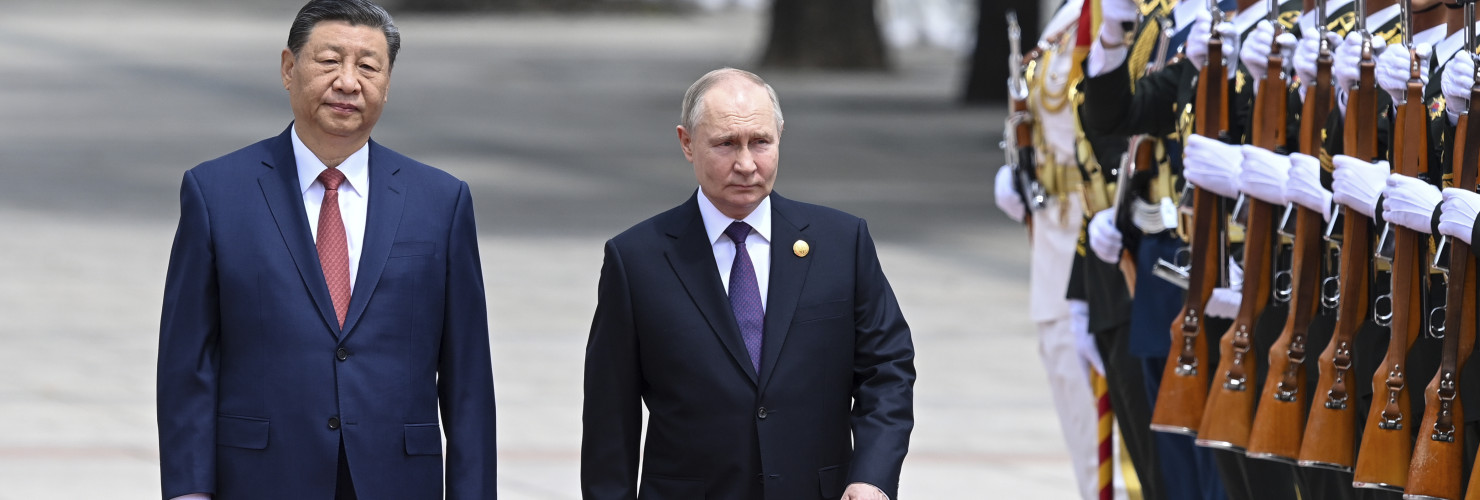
[{"left": 1038, "top": 316, "right": 1099, "bottom": 500}]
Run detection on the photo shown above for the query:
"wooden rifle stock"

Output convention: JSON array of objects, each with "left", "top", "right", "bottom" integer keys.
[
  {"left": 1201, "top": 15, "right": 1289, "bottom": 452},
  {"left": 1404, "top": 38, "right": 1469, "bottom": 500},
  {"left": 1248, "top": 30, "right": 1317, "bottom": 461},
  {"left": 1351, "top": 37, "right": 1411, "bottom": 493},
  {"left": 1149, "top": 22, "right": 1230, "bottom": 436},
  {"left": 1298, "top": 1, "right": 1359, "bottom": 473},
  {"left": 1459, "top": 39, "right": 1480, "bottom": 499}
]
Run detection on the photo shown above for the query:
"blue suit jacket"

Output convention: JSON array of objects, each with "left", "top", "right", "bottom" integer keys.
[
  {"left": 581, "top": 193, "right": 915, "bottom": 500},
  {"left": 157, "top": 125, "right": 497, "bottom": 499}
]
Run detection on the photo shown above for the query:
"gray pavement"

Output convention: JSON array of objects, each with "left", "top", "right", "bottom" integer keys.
[{"left": 0, "top": 2, "right": 1062, "bottom": 498}]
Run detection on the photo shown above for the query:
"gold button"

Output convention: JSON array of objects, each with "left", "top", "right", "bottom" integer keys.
[{"left": 793, "top": 240, "right": 809, "bottom": 257}]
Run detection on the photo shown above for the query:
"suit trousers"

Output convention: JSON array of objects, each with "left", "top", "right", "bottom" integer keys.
[
  {"left": 1140, "top": 356, "right": 1229, "bottom": 500},
  {"left": 336, "top": 439, "right": 356, "bottom": 500},
  {"left": 1039, "top": 316, "right": 1100, "bottom": 500},
  {"left": 1095, "top": 324, "right": 1164, "bottom": 500}
]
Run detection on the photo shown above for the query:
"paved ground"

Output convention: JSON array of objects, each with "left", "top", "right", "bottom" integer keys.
[{"left": 0, "top": 1, "right": 1065, "bottom": 498}]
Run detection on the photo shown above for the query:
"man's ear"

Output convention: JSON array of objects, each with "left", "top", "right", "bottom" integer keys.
[
  {"left": 281, "top": 48, "right": 295, "bottom": 90},
  {"left": 677, "top": 125, "right": 694, "bottom": 162}
]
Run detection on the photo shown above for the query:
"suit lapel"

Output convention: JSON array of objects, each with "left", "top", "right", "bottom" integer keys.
[
  {"left": 258, "top": 126, "right": 340, "bottom": 338},
  {"left": 340, "top": 140, "right": 405, "bottom": 340},
  {"left": 758, "top": 194, "right": 811, "bottom": 392},
  {"left": 664, "top": 195, "right": 759, "bottom": 385}
]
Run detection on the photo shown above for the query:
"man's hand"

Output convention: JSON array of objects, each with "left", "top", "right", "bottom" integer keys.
[
  {"left": 1331, "top": 155, "right": 1390, "bottom": 218},
  {"left": 1382, "top": 174, "right": 1442, "bottom": 233},
  {"left": 1293, "top": 28, "right": 1340, "bottom": 92},
  {"left": 1089, "top": 208, "right": 1123, "bottom": 264},
  {"left": 1443, "top": 54, "right": 1475, "bottom": 124},
  {"left": 1240, "top": 20, "right": 1277, "bottom": 82},
  {"left": 842, "top": 482, "right": 889, "bottom": 500},
  {"left": 1440, "top": 188, "right": 1480, "bottom": 244},
  {"left": 994, "top": 165, "right": 1027, "bottom": 223},
  {"left": 1099, "top": 0, "right": 1140, "bottom": 43},
  {"left": 1183, "top": 134, "right": 1245, "bottom": 199},
  {"left": 1335, "top": 31, "right": 1387, "bottom": 92},
  {"left": 1376, "top": 42, "right": 1431, "bottom": 103},
  {"left": 1286, "top": 153, "right": 1333, "bottom": 221}
]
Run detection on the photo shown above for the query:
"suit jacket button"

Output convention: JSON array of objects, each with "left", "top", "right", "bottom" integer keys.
[
  {"left": 757, "top": 407, "right": 768, "bottom": 419},
  {"left": 328, "top": 416, "right": 341, "bottom": 430},
  {"left": 335, "top": 348, "right": 349, "bottom": 361}
]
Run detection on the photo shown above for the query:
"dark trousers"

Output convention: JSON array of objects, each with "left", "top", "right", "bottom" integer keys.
[
  {"left": 1141, "top": 356, "right": 1228, "bottom": 500},
  {"left": 337, "top": 439, "right": 357, "bottom": 500},
  {"left": 1096, "top": 324, "right": 1165, "bottom": 500}
]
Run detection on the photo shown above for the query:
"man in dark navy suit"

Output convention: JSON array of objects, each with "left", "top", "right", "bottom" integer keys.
[
  {"left": 156, "top": 1, "right": 497, "bottom": 498},
  {"left": 581, "top": 68, "right": 916, "bottom": 500}
]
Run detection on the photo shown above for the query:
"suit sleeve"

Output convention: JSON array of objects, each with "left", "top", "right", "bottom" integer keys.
[
  {"left": 581, "top": 240, "right": 643, "bottom": 500},
  {"left": 845, "top": 220, "right": 916, "bottom": 498},
  {"left": 1082, "top": 57, "right": 1190, "bottom": 139},
  {"left": 157, "top": 170, "right": 220, "bottom": 499},
  {"left": 438, "top": 182, "right": 499, "bottom": 500}
]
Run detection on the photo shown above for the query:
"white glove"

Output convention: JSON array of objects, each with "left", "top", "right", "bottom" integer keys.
[
  {"left": 1294, "top": 28, "right": 1341, "bottom": 94},
  {"left": 1089, "top": 208, "right": 1123, "bottom": 264},
  {"left": 1444, "top": 54, "right": 1475, "bottom": 125},
  {"left": 1187, "top": 10, "right": 1239, "bottom": 74},
  {"left": 1331, "top": 155, "right": 1390, "bottom": 218},
  {"left": 1238, "top": 146, "right": 1291, "bottom": 205},
  {"left": 1100, "top": 0, "right": 1140, "bottom": 42},
  {"left": 1287, "top": 153, "right": 1334, "bottom": 221},
  {"left": 1336, "top": 31, "right": 1387, "bottom": 92},
  {"left": 994, "top": 164, "right": 1026, "bottom": 223},
  {"left": 1240, "top": 20, "right": 1277, "bottom": 83},
  {"left": 1382, "top": 174, "right": 1441, "bottom": 233},
  {"left": 1069, "top": 299, "right": 1105, "bottom": 375},
  {"left": 1377, "top": 43, "right": 1432, "bottom": 104},
  {"left": 1183, "top": 134, "right": 1244, "bottom": 199},
  {"left": 1206, "top": 287, "right": 1243, "bottom": 319},
  {"left": 1440, "top": 188, "right": 1480, "bottom": 244}
]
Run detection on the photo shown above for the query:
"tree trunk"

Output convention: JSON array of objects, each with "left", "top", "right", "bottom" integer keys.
[
  {"left": 760, "top": 0, "right": 889, "bottom": 70},
  {"left": 963, "top": 0, "right": 1041, "bottom": 104}
]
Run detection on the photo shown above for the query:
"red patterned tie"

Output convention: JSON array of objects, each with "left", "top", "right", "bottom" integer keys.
[{"left": 316, "top": 167, "right": 351, "bottom": 328}]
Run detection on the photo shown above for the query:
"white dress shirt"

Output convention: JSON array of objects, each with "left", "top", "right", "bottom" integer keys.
[
  {"left": 697, "top": 189, "right": 771, "bottom": 311},
  {"left": 292, "top": 124, "right": 369, "bottom": 289}
]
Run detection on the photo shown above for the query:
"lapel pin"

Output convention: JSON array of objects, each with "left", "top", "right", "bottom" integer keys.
[{"left": 793, "top": 239, "right": 810, "bottom": 258}]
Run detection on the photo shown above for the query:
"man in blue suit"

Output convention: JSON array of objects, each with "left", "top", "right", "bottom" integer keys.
[
  {"left": 581, "top": 68, "right": 916, "bottom": 500},
  {"left": 156, "top": 1, "right": 497, "bottom": 498}
]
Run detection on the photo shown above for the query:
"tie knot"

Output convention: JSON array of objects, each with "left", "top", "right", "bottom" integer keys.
[
  {"left": 318, "top": 167, "right": 346, "bottom": 191},
  {"left": 723, "top": 221, "right": 752, "bottom": 246}
]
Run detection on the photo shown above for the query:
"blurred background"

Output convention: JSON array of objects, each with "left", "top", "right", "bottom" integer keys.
[{"left": 0, "top": 0, "right": 1067, "bottom": 497}]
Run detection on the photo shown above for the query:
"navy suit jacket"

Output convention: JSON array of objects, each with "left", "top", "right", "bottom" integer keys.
[
  {"left": 157, "top": 125, "right": 497, "bottom": 499},
  {"left": 581, "top": 193, "right": 915, "bottom": 500}
]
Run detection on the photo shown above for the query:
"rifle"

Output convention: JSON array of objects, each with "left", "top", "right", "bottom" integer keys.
[
  {"left": 1004, "top": 11, "right": 1045, "bottom": 233},
  {"left": 1298, "top": 0, "right": 1362, "bottom": 472},
  {"left": 1150, "top": 0, "right": 1231, "bottom": 436},
  {"left": 1118, "top": 17, "right": 1178, "bottom": 295},
  {"left": 1198, "top": 0, "right": 1288, "bottom": 452},
  {"left": 1405, "top": 1, "right": 1475, "bottom": 497},
  {"left": 1351, "top": 0, "right": 1412, "bottom": 489},
  {"left": 1455, "top": 4, "right": 1480, "bottom": 499},
  {"left": 1246, "top": 0, "right": 1312, "bottom": 462}
]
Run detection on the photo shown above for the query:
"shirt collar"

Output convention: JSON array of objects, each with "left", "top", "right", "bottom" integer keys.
[
  {"left": 1415, "top": 24, "right": 1449, "bottom": 49},
  {"left": 1436, "top": 23, "right": 1480, "bottom": 66},
  {"left": 291, "top": 123, "right": 369, "bottom": 196},
  {"left": 1368, "top": 3, "right": 1402, "bottom": 35},
  {"left": 1231, "top": 3, "right": 1265, "bottom": 37},
  {"left": 697, "top": 188, "right": 772, "bottom": 246}
]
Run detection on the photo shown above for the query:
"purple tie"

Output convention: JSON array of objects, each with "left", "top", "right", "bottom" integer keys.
[{"left": 724, "top": 221, "right": 764, "bottom": 373}]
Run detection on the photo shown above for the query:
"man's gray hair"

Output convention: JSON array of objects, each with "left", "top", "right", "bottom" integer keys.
[
  {"left": 287, "top": 0, "right": 401, "bottom": 68},
  {"left": 680, "top": 68, "right": 784, "bottom": 133}
]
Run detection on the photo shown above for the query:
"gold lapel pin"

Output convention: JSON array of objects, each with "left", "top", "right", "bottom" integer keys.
[{"left": 793, "top": 239, "right": 810, "bottom": 258}]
